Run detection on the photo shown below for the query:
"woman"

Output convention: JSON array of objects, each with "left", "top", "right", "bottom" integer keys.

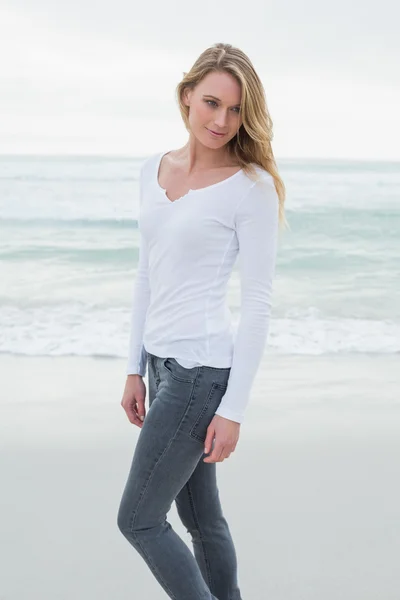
[{"left": 117, "top": 42, "right": 286, "bottom": 600}]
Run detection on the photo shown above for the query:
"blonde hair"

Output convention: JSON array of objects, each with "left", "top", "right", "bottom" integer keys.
[{"left": 176, "top": 42, "right": 287, "bottom": 228}]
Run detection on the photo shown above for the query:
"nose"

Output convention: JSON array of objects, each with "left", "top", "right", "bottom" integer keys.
[{"left": 213, "top": 108, "right": 228, "bottom": 129}]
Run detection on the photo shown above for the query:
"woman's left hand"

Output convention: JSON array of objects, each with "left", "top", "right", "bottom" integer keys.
[{"left": 203, "top": 415, "right": 240, "bottom": 463}]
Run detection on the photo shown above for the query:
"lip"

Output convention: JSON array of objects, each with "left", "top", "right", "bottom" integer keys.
[{"left": 206, "top": 128, "right": 226, "bottom": 137}]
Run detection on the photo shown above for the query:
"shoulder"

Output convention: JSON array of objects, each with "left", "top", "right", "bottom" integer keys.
[
  {"left": 232, "top": 165, "right": 279, "bottom": 231},
  {"left": 243, "top": 163, "right": 275, "bottom": 187},
  {"left": 237, "top": 165, "right": 278, "bottom": 213},
  {"left": 138, "top": 151, "right": 163, "bottom": 181}
]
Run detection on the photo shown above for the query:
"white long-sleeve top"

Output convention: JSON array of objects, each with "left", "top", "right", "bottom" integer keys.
[{"left": 126, "top": 150, "right": 279, "bottom": 424}]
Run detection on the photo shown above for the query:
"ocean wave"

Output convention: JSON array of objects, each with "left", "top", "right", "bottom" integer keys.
[
  {"left": 0, "top": 217, "right": 138, "bottom": 228},
  {"left": 0, "top": 305, "right": 399, "bottom": 356}
]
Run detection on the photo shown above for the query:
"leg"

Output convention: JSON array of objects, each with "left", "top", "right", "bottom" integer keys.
[
  {"left": 175, "top": 459, "right": 242, "bottom": 600},
  {"left": 117, "top": 353, "right": 233, "bottom": 600}
]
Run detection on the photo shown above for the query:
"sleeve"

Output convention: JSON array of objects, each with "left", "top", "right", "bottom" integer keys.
[
  {"left": 126, "top": 163, "right": 151, "bottom": 377},
  {"left": 214, "top": 174, "right": 279, "bottom": 423}
]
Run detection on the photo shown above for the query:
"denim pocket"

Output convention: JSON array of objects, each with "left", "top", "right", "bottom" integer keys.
[
  {"left": 189, "top": 381, "right": 228, "bottom": 443},
  {"left": 162, "top": 357, "right": 198, "bottom": 384}
]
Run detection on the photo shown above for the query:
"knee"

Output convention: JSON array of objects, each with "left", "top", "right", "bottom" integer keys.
[
  {"left": 117, "top": 500, "right": 132, "bottom": 537},
  {"left": 117, "top": 500, "right": 152, "bottom": 538}
]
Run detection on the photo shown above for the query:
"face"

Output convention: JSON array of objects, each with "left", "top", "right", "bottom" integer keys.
[{"left": 183, "top": 70, "right": 243, "bottom": 147}]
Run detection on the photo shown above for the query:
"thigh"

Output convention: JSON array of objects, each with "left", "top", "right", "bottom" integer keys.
[
  {"left": 147, "top": 352, "right": 231, "bottom": 444},
  {"left": 118, "top": 353, "right": 230, "bottom": 530},
  {"left": 175, "top": 458, "right": 224, "bottom": 528}
]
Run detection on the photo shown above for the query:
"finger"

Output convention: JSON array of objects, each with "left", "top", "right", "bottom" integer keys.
[
  {"left": 223, "top": 446, "right": 234, "bottom": 458},
  {"left": 136, "top": 401, "right": 146, "bottom": 422},
  {"left": 124, "top": 404, "right": 144, "bottom": 427},
  {"left": 203, "top": 437, "right": 215, "bottom": 461},
  {"left": 216, "top": 445, "right": 226, "bottom": 462},
  {"left": 203, "top": 444, "right": 223, "bottom": 463},
  {"left": 204, "top": 426, "right": 215, "bottom": 455}
]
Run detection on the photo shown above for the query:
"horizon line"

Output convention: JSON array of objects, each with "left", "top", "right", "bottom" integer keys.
[{"left": 0, "top": 152, "right": 399, "bottom": 165}]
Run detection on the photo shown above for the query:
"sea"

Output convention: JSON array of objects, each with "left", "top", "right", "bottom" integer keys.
[{"left": 0, "top": 154, "right": 399, "bottom": 363}]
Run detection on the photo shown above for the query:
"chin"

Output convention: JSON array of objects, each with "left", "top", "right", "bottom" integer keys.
[{"left": 204, "top": 132, "right": 229, "bottom": 147}]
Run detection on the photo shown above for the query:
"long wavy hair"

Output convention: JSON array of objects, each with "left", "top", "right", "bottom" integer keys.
[{"left": 175, "top": 42, "right": 287, "bottom": 228}]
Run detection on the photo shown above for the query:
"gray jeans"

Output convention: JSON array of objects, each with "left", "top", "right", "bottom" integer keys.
[{"left": 117, "top": 352, "right": 242, "bottom": 600}]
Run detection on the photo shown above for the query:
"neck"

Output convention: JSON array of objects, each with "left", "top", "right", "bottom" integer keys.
[{"left": 179, "top": 136, "right": 234, "bottom": 173}]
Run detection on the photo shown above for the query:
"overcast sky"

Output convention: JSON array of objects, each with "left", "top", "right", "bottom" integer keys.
[{"left": 0, "top": 0, "right": 399, "bottom": 160}]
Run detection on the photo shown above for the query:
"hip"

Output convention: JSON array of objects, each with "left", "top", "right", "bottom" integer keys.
[{"left": 146, "top": 352, "right": 231, "bottom": 444}]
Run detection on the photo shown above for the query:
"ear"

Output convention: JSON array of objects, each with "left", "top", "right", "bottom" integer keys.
[{"left": 183, "top": 87, "right": 192, "bottom": 107}]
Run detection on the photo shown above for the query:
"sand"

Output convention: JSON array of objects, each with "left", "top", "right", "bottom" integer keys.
[{"left": 1, "top": 353, "right": 399, "bottom": 599}]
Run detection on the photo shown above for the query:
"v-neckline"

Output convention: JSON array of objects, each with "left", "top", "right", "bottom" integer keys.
[{"left": 155, "top": 151, "right": 244, "bottom": 204}]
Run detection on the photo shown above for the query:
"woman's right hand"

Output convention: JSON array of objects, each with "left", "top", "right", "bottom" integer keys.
[{"left": 121, "top": 375, "right": 146, "bottom": 428}]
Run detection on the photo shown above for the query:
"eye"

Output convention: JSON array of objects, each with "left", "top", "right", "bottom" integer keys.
[{"left": 205, "top": 100, "right": 241, "bottom": 113}]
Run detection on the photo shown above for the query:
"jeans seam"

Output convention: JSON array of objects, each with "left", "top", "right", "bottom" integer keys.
[
  {"left": 128, "top": 366, "right": 202, "bottom": 533},
  {"left": 126, "top": 370, "right": 202, "bottom": 599},
  {"left": 187, "top": 480, "right": 214, "bottom": 592},
  {"left": 189, "top": 380, "right": 228, "bottom": 442},
  {"left": 189, "top": 382, "right": 215, "bottom": 441},
  {"left": 163, "top": 357, "right": 198, "bottom": 384},
  {"left": 131, "top": 530, "right": 177, "bottom": 600}
]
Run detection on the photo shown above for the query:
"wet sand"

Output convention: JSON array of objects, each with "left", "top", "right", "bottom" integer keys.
[{"left": 1, "top": 353, "right": 399, "bottom": 599}]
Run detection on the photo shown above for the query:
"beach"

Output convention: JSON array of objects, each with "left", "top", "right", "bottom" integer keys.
[
  {"left": 1, "top": 352, "right": 399, "bottom": 600},
  {"left": 1, "top": 0, "right": 399, "bottom": 594},
  {"left": 1, "top": 154, "right": 399, "bottom": 598}
]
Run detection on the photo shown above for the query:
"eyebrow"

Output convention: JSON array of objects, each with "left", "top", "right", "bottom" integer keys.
[{"left": 202, "top": 94, "right": 241, "bottom": 108}]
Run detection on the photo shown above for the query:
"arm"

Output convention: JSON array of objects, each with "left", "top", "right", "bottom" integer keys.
[
  {"left": 126, "top": 166, "right": 151, "bottom": 377},
  {"left": 214, "top": 174, "right": 279, "bottom": 424}
]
